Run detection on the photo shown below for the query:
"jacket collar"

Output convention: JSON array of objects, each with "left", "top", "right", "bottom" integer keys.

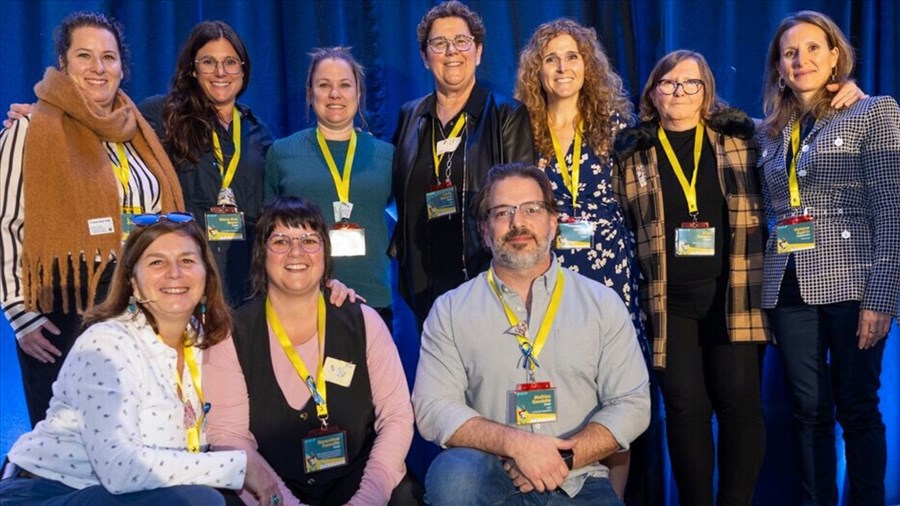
[{"left": 614, "top": 107, "right": 755, "bottom": 161}]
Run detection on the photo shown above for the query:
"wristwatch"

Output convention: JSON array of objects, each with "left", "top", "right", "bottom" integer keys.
[{"left": 558, "top": 449, "right": 574, "bottom": 470}]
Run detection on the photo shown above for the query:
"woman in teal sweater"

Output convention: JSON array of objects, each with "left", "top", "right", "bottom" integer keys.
[{"left": 265, "top": 47, "right": 394, "bottom": 325}]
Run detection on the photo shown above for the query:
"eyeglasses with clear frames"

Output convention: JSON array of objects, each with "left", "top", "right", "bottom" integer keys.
[
  {"left": 427, "top": 34, "right": 476, "bottom": 54},
  {"left": 266, "top": 232, "right": 324, "bottom": 254},
  {"left": 194, "top": 56, "right": 244, "bottom": 75},
  {"left": 656, "top": 79, "right": 704, "bottom": 96},
  {"left": 486, "top": 201, "right": 549, "bottom": 221}
]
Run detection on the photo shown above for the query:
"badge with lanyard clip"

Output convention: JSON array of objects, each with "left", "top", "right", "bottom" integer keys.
[
  {"left": 775, "top": 118, "right": 816, "bottom": 254},
  {"left": 549, "top": 123, "right": 593, "bottom": 251},
  {"left": 556, "top": 215, "right": 594, "bottom": 251},
  {"left": 426, "top": 115, "right": 465, "bottom": 220},
  {"left": 675, "top": 212, "right": 715, "bottom": 257},
  {"left": 206, "top": 108, "right": 246, "bottom": 241},
  {"left": 301, "top": 382, "right": 349, "bottom": 474}
]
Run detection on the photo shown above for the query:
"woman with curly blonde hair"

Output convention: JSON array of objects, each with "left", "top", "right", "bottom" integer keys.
[{"left": 514, "top": 18, "right": 645, "bottom": 499}]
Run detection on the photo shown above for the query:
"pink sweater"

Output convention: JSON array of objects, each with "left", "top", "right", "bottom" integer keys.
[{"left": 204, "top": 304, "right": 414, "bottom": 506}]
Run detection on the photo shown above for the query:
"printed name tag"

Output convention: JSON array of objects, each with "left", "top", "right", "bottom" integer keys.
[
  {"left": 556, "top": 220, "right": 593, "bottom": 250},
  {"left": 509, "top": 382, "right": 557, "bottom": 426},
  {"left": 332, "top": 201, "right": 354, "bottom": 223},
  {"left": 436, "top": 137, "right": 462, "bottom": 155},
  {"left": 303, "top": 428, "right": 348, "bottom": 473},
  {"left": 205, "top": 212, "right": 246, "bottom": 241},
  {"left": 88, "top": 217, "right": 115, "bottom": 236},
  {"left": 674, "top": 223, "right": 715, "bottom": 256},
  {"left": 324, "top": 356, "right": 356, "bottom": 387},
  {"left": 776, "top": 216, "right": 816, "bottom": 254},
  {"left": 425, "top": 184, "right": 458, "bottom": 220},
  {"left": 329, "top": 227, "right": 366, "bottom": 257}
]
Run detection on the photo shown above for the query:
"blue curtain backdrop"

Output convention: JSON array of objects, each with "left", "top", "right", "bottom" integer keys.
[{"left": 0, "top": 1, "right": 897, "bottom": 504}]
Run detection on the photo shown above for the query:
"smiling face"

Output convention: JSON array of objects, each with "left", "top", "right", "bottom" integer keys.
[
  {"left": 311, "top": 57, "right": 360, "bottom": 132},
  {"left": 130, "top": 230, "right": 207, "bottom": 326},
  {"left": 539, "top": 34, "right": 585, "bottom": 103},
  {"left": 265, "top": 223, "right": 326, "bottom": 299},
  {"left": 61, "top": 26, "right": 123, "bottom": 113},
  {"left": 193, "top": 38, "right": 244, "bottom": 113},
  {"left": 422, "top": 16, "right": 482, "bottom": 95},
  {"left": 651, "top": 58, "right": 704, "bottom": 130},
  {"left": 778, "top": 22, "right": 838, "bottom": 105},
  {"left": 481, "top": 176, "right": 557, "bottom": 272}
]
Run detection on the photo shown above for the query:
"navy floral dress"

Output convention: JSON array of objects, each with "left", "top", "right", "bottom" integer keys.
[{"left": 544, "top": 141, "right": 650, "bottom": 360}]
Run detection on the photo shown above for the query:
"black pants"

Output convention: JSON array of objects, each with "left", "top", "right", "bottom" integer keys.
[
  {"left": 659, "top": 281, "right": 766, "bottom": 506},
  {"left": 15, "top": 260, "right": 113, "bottom": 427}
]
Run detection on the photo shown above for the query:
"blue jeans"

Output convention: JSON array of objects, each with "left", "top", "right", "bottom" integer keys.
[
  {"left": 424, "top": 448, "right": 623, "bottom": 506},
  {"left": 768, "top": 273, "right": 887, "bottom": 506},
  {"left": 0, "top": 476, "right": 226, "bottom": 505}
]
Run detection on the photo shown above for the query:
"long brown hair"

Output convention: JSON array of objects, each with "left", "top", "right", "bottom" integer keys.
[
  {"left": 638, "top": 50, "right": 727, "bottom": 123},
  {"left": 162, "top": 21, "right": 251, "bottom": 166},
  {"left": 761, "top": 10, "right": 855, "bottom": 138},
  {"left": 84, "top": 218, "right": 231, "bottom": 348},
  {"left": 514, "top": 18, "right": 632, "bottom": 158}
]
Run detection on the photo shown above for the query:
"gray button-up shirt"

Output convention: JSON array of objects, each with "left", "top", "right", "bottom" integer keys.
[{"left": 412, "top": 260, "right": 650, "bottom": 496}]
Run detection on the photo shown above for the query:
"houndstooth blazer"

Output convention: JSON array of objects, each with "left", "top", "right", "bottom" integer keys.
[
  {"left": 759, "top": 96, "right": 900, "bottom": 315},
  {"left": 613, "top": 108, "right": 771, "bottom": 370}
]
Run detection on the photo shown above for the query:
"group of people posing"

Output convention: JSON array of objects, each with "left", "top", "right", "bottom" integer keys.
[{"left": 1, "top": 1, "right": 897, "bottom": 505}]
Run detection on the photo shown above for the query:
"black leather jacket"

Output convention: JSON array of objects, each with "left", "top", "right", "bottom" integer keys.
[{"left": 390, "top": 83, "right": 534, "bottom": 320}]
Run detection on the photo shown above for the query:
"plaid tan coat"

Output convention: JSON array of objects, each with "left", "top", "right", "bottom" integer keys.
[{"left": 612, "top": 108, "right": 770, "bottom": 369}]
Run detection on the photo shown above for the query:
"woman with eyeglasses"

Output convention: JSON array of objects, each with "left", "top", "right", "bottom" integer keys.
[
  {"left": 759, "top": 11, "right": 900, "bottom": 504},
  {"left": 513, "top": 20, "right": 647, "bottom": 497},
  {"left": 0, "top": 11, "right": 183, "bottom": 428},
  {"left": 265, "top": 47, "right": 395, "bottom": 327},
  {"left": 611, "top": 50, "right": 772, "bottom": 505},
  {"left": 392, "top": 0, "right": 533, "bottom": 325},
  {"left": 1, "top": 213, "right": 278, "bottom": 505},
  {"left": 203, "top": 196, "right": 419, "bottom": 505},
  {"left": 139, "top": 21, "right": 274, "bottom": 308}
]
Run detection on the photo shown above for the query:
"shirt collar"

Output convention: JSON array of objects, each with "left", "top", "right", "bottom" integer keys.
[
  {"left": 488, "top": 255, "right": 560, "bottom": 297},
  {"left": 423, "top": 81, "right": 488, "bottom": 123}
]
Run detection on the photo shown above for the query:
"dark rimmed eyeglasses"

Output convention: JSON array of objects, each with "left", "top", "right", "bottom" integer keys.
[
  {"left": 656, "top": 79, "right": 704, "bottom": 96},
  {"left": 132, "top": 212, "right": 195, "bottom": 227},
  {"left": 266, "top": 232, "right": 324, "bottom": 254}
]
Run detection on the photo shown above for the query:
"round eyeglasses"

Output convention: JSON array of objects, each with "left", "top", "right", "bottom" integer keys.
[
  {"left": 266, "top": 232, "right": 324, "bottom": 254},
  {"left": 427, "top": 34, "right": 475, "bottom": 54},
  {"left": 194, "top": 56, "right": 243, "bottom": 75},
  {"left": 656, "top": 79, "right": 704, "bottom": 96}
]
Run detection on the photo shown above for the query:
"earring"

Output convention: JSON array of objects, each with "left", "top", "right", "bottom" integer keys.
[
  {"left": 199, "top": 295, "right": 207, "bottom": 326},
  {"left": 778, "top": 76, "right": 786, "bottom": 91},
  {"left": 830, "top": 66, "right": 837, "bottom": 83},
  {"left": 128, "top": 295, "right": 137, "bottom": 316}
]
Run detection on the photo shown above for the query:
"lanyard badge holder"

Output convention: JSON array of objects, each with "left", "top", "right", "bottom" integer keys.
[
  {"left": 426, "top": 115, "right": 465, "bottom": 220},
  {"left": 159, "top": 332, "right": 209, "bottom": 453},
  {"left": 266, "top": 296, "right": 349, "bottom": 473},
  {"left": 776, "top": 119, "right": 816, "bottom": 254},
  {"left": 660, "top": 124, "right": 716, "bottom": 257},
  {"left": 319, "top": 129, "right": 366, "bottom": 257},
  {"left": 549, "top": 122, "right": 594, "bottom": 251},
  {"left": 206, "top": 108, "right": 246, "bottom": 241},
  {"left": 111, "top": 143, "right": 144, "bottom": 241},
  {"left": 488, "top": 268, "right": 563, "bottom": 427}
]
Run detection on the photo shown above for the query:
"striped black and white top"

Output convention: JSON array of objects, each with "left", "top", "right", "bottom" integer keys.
[{"left": 1, "top": 116, "right": 162, "bottom": 338}]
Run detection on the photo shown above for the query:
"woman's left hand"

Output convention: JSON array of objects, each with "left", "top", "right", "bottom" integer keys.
[
  {"left": 856, "top": 309, "right": 893, "bottom": 349},
  {"left": 326, "top": 278, "right": 366, "bottom": 307},
  {"left": 827, "top": 81, "right": 868, "bottom": 109}
]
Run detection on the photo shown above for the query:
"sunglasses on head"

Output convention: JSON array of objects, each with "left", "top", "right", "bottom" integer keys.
[{"left": 132, "top": 212, "right": 195, "bottom": 227}]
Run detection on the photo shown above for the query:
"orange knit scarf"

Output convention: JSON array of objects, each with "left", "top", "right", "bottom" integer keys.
[{"left": 22, "top": 67, "right": 184, "bottom": 314}]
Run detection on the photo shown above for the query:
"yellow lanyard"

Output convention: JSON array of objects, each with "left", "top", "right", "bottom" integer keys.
[
  {"left": 211, "top": 108, "right": 242, "bottom": 190},
  {"left": 548, "top": 121, "right": 584, "bottom": 210},
  {"left": 159, "top": 334, "right": 205, "bottom": 453},
  {"left": 487, "top": 265, "right": 564, "bottom": 377},
  {"left": 658, "top": 122, "right": 704, "bottom": 215},
  {"left": 110, "top": 143, "right": 130, "bottom": 196},
  {"left": 787, "top": 119, "right": 805, "bottom": 209},
  {"left": 266, "top": 294, "right": 329, "bottom": 422},
  {"left": 316, "top": 128, "right": 357, "bottom": 204},
  {"left": 431, "top": 115, "right": 466, "bottom": 181}
]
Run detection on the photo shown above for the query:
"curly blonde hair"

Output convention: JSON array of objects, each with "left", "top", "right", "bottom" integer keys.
[
  {"left": 761, "top": 10, "right": 855, "bottom": 138},
  {"left": 514, "top": 18, "right": 632, "bottom": 158}
]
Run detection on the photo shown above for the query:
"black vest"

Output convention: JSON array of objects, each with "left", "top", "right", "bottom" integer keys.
[{"left": 232, "top": 296, "right": 376, "bottom": 505}]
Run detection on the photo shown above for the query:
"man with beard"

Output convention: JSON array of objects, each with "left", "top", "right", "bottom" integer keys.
[{"left": 412, "top": 163, "right": 650, "bottom": 504}]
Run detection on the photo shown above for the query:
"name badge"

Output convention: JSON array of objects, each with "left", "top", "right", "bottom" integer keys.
[
  {"left": 556, "top": 220, "right": 593, "bottom": 250},
  {"left": 776, "top": 215, "right": 816, "bottom": 254},
  {"left": 303, "top": 427, "right": 348, "bottom": 473},
  {"left": 121, "top": 213, "right": 138, "bottom": 241},
  {"left": 509, "top": 382, "right": 557, "bottom": 426},
  {"left": 324, "top": 356, "right": 356, "bottom": 387},
  {"left": 425, "top": 182, "right": 458, "bottom": 220},
  {"left": 205, "top": 212, "right": 246, "bottom": 241},
  {"left": 329, "top": 224, "right": 366, "bottom": 257},
  {"left": 88, "top": 216, "right": 115, "bottom": 236},
  {"left": 674, "top": 222, "right": 715, "bottom": 256},
  {"left": 436, "top": 137, "right": 462, "bottom": 156},
  {"left": 332, "top": 201, "right": 354, "bottom": 223}
]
